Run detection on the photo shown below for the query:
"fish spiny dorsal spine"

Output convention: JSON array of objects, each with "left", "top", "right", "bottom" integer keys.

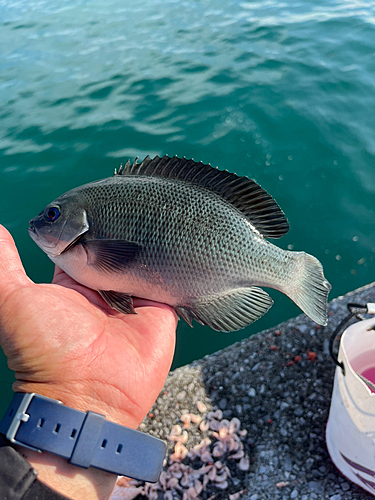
[{"left": 115, "top": 154, "right": 290, "bottom": 239}]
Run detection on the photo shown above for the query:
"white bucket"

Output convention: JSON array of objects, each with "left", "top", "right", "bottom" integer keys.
[{"left": 326, "top": 316, "right": 375, "bottom": 496}]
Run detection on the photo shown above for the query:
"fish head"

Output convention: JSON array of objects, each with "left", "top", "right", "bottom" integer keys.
[{"left": 28, "top": 193, "right": 89, "bottom": 257}]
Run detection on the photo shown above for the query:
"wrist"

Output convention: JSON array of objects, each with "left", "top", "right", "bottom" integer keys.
[{"left": 12, "top": 382, "right": 141, "bottom": 429}]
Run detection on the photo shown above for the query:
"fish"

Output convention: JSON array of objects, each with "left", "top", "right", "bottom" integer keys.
[{"left": 28, "top": 155, "right": 331, "bottom": 331}]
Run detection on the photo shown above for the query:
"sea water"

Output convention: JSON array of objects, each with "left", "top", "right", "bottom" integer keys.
[{"left": 0, "top": 0, "right": 375, "bottom": 414}]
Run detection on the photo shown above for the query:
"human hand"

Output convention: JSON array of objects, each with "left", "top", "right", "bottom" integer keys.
[{"left": 0, "top": 224, "right": 177, "bottom": 499}]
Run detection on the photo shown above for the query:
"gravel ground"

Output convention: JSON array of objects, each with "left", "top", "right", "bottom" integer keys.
[{"left": 117, "top": 282, "right": 375, "bottom": 500}]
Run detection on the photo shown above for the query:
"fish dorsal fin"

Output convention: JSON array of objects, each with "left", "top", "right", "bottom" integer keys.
[{"left": 116, "top": 155, "right": 290, "bottom": 238}]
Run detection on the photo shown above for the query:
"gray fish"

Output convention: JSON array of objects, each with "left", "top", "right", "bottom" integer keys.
[{"left": 28, "top": 155, "right": 331, "bottom": 331}]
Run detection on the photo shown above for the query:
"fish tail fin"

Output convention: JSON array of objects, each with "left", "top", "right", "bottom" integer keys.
[{"left": 284, "top": 252, "right": 331, "bottom": 326}]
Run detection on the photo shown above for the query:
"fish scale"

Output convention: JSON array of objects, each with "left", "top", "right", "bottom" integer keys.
[{"left": 28, "top": 155, "right": 331, "bottom": 331}]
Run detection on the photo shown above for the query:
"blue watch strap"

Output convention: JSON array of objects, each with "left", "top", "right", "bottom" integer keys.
[
  {"left": 69, "top": 411, "right": 106, "bottom": 468},
  {"left": 0, "top": 393, "right": 166, "bottom": 483}
]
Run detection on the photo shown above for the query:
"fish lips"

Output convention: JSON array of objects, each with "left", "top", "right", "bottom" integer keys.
[{"left": 28, "top": 217, "right": 68, "bottom": 257}]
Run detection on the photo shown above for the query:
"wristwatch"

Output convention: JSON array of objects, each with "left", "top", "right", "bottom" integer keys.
[{"left": 0, "top": 393, "right": 166, "bottom": 483}]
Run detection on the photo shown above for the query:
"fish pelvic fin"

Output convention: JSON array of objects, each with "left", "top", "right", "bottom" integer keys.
[
  {"left": 98, "top": 290, "right": 136, "bottom": 314},
  {"left": 284, "top": 252, "right": 331, "bottom": 326},
  {"left": 175, "top": 287, "right": 273, "bottom": 332}
]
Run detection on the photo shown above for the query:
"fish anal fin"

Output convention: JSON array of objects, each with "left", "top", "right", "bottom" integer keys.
[
  {"left": 84, "top": 239, "right": 142, "bottom": 273},
  {"left": 98, "top": 290, "right": 136, "bottom": 314},
  {"left": 175, "top": 287, "right": 273, "bottom": 332},
  {"left": 116, "top": 155, "right": 289, "bottom": 239}
]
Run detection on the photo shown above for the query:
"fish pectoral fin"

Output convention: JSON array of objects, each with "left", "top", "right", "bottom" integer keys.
[
  {"left": 175, "top": 287, "right": 273, "bottom": 332},
  {"left": 98, "top": 290, "right": 136, "bottom": 314},
  {"left": 84, "top": 239, "right": 142, "bottom": 273}
]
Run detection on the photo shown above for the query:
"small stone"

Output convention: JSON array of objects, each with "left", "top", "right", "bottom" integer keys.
[
  {"left": 330, "top": 495, "right": 341, "bottom": 500},
  {"left": 248, "top": 388, "right": 256, "bottom": 397},
  {"left": 176, "top": 391, "right": 186, "bottom": 401},
  {"left": 284, "top": 456, "right": 292, "bottom": 471},
  {"left": 280, "top": 427, "right": 288, "bottom": 437},
  {"left": 250, "top": 494, "right": 258, "bottom": 500},
  {"left": 290, "top": 489, "right": 298, "bottom": 499},
  {"left": 218, "top": 398, "right": 227, "bottom": 410},
  {"left": 308, "top": 481, "right": 323, "bottom": 494},
  {"left": 341, "top": 482, "right": 350, "bottom": 492},
  {"left": 305, "top": 458, "right": 314, "bottom": 470}
]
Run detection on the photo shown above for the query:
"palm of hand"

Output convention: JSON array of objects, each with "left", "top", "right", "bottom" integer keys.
[{"left": 0, "top": 229, "right": 177, "bottom": 428}]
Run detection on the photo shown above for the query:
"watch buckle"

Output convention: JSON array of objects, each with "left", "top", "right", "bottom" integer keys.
[{"left": 6, "top": 393, "right": 62, "bottom": 453}]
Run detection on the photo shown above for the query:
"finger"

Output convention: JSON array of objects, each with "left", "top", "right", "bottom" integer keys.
[
  {"left": 0, "top": 225, "right": 32, "bottom": 305},
  {"left": 133, "top": 297, "right": 177, "bottom": 315},
  {"left": 53, "top": 265, "right": 112, "bottom": 309}
]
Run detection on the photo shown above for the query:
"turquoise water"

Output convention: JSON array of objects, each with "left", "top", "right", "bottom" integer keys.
[{"left": 0, "top": 0, "right": 375, "bottom": 407}]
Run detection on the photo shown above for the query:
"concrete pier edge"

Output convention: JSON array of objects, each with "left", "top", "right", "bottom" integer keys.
[{"left": 137, "top": 282, "right": 375, "bottom": 500}]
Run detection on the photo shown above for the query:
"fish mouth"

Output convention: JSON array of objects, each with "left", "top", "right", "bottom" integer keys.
[
  {"left": 28, "top": 223, "right": 38, "bottom": 238},
  {"left": 28, "top": 220, "right": 63, "bottom": 256}
]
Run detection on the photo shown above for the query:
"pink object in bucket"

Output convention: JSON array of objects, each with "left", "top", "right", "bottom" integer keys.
[{"left": 326, "top": 311, "right": 375, "bottom": 496}]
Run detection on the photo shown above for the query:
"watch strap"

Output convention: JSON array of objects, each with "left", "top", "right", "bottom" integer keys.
[{"left": 0, "top": 393, "right": 166, "bottom": 482}]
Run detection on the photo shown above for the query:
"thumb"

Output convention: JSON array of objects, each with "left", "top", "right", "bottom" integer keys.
[{"left": 0, "top": 225, "right": 32, "bottom": 306}]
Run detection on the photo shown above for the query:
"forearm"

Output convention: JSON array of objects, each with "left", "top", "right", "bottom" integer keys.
[{"left": 14, "top": 446, "right": 117, "bottom": 500}]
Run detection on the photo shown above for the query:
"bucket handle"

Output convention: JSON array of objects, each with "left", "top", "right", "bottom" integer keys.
[{"left": 329, "top": 303, "right": 370, "bottom": 376}]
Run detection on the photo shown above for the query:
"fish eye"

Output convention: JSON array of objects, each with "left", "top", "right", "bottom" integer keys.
[{"left": 45, "top": 207, "right": 60, "bottom": 221}]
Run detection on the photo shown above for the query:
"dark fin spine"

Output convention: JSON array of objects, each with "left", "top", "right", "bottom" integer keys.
[
  {"left": 116, "top": 154, "right": 290, "bottom": 239},
  {"left": 99, "top": 290, "right": 136, "bottom": 314},
  {"left": 284, "top": 252, "right": 331, "bottom": 326}
]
